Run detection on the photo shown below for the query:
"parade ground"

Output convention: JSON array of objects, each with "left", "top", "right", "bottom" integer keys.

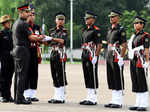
[{"left": 0, "top": 62, "right": 150, "bottom": 112}]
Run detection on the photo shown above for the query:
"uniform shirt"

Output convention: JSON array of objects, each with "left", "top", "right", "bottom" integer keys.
[
  {"left": 12, "top": 18, "right": 32, "bottom": 47},
  {"left": 29, "top": 23, "right": 41, "bottom": 47},
  {"left": 132, "top": 30, "right": 149, "bottom": 49},
  {"left": 106, "top": 24, "right": 126, "bottom": 60},
  {"left": 107, "top": 24, "right": 126, "bottom": 45},
  {"left": 82, "top": 25, "right": 102, "bottom": 46},
  {"left": 48, "top": 26, "right": 68, "bottom": 47},
  {"left": 0, "top": 29, "right": 13, "bottom": 56}
]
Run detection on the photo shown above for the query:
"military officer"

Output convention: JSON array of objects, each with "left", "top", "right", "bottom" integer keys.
[
  {"left": 0, "top": 15, "right": 14, "bottom": 103},
  {"left": 24, "top": 5, "right": 40, "bottom": 102},
  {"left": 12, "top": 4, "right": 44, "bottom": 104},
  {"left": 104, "top": 10, "right": 127, "bottom": 108},
  {"left": 47, "top": 12, "right": 68, "bottom": 104},
  {"left": 79, "top": 11, "right": 102, "bottom": 105},
  {"left": 128, "top": 16, "right": 149, "bottom": 111}
]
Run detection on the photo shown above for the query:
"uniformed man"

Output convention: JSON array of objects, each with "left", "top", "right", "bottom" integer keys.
[
  {"left": 47, "top": 12, "right": 68, "bottom": 104},
  {"left": 12, "top": 4, "right": 44, "bottom": 104},
  {"left": 23, "top": 5, "right": 40, "bottom": 102},
  {"left": 79, "top": 11, "right": 102, "bottom": 105},
  {"left": 0, "top": 15, "right": 14, "bottom": 103},
  {"left": 104, "top": 10, "right": 127, "bottom": 108},
  {"left": 128, "top": 16, "right": 149, "bottom": 111}
]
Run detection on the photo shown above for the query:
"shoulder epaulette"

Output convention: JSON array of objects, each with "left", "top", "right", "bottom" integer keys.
[
  {"left": 62, "top": 28, "right": 67, "bottom": 33},
  {"left": 120, "top": 26, "right": 125, "bottom": 30},
  {"left": 143, "top": 32, "right": 150, "bottom": 38},
  {"left": 49, "top": 27, "right": 56, "bottom": 32}
]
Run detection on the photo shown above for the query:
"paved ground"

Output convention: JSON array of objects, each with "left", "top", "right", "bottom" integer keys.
[{"left": 0, "top": 62, "right": 150, "bottom": 112}]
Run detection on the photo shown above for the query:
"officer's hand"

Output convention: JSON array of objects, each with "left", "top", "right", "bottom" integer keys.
[
  {"left": 92, "top": 56, "right": 97, "bottom": 65},
  {"left": 36, "top": 35, "right": 45, "bottom": 41},
  {"left": 39, "top": 35, "right": 45, "bottom": 40},
  {"left": 143, "top": 61, "right": 149, "bottom": 68},
  {"left": 118, "top": 56, "right": 124, "bottom": 67}
]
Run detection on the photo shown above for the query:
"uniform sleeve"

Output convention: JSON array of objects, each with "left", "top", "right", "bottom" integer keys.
[
  {"left": 0, "top": 32, "right": 3, "bottom": 56},
  {"left": 144, "top": 35, "right": 149, "bottom": 48},
  {"left": 23, "top": 22, "right": 32, "bottom": 37},
  {"left": 47, "top": 29, "right": 53, "bottom": 44},
  {"left": 93, "top": 29, "right": 102, "bottom": 45},
  {"left": 119, "top": 27, "right": 127, "bottom": 45},
  {"left": 61, "top": 31, "right": 68, "bottom": 46}
]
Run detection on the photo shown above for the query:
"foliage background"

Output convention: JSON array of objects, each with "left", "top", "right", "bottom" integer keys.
[{"left": 0, "top": 0, "right": 150, "bottom": 50}]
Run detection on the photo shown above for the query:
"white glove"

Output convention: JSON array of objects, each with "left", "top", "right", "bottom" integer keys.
[
  {"left": 118, "top": 56, "right": 124, "bottom": 67},
  {"left": 133, "top": 45, "right": 144, "bottom": 52},
  {"left": 143, "top": 61, "right": 149, "bottom": 68},
  {"left": 128, "top": 49, "right": 134, "bottom": 60},
  {"left": 92, "top": 56, "right": 98, "bottom": 65},
  {"left": 42, "top": 35, "right": 53, "bottom": 41}
]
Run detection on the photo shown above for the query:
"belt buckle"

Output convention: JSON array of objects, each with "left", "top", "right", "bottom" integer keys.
[{"left": 108, "top": 45, "right": 115, "bottom": 51}]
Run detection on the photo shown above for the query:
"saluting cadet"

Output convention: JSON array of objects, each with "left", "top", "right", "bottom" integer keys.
[
  {"left": 104, "top": 10, "right": 127, "bottom": 108},
  {"left": 79, "top": 11, "right": 102, "bottom": 105},
  {"left": 128, "top": 16, "right": 149, "bottom": 111}
]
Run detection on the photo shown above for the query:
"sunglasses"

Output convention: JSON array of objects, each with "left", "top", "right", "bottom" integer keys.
[
  {"left": 134, "top": 22, "right": 144, "bottom": 24},
  {"left": 110, "top": 16, "right": 117, "bottom": 18},
  {"left": 58, "top": 19, "right": 64, "bottom": 20},
  {"left": 24, "top": 10, "right": 30, "bottom": 13}
]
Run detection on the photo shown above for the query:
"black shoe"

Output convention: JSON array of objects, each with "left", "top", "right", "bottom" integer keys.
[
  {"left": 104, "top": 103, "right": 113, "bottom": 108},
  {"left": 79, "top": 100, "right": 87, "bottom": 105},
  {"left": 79, "top": 100, "right": 97, "bottom": 105},
  {"left": 110, "top": 104, "right": 122, "bottom": 108},
  {"left": 31, "top": 97, "right": 39, "bottom": 102},
  {"left": 14, "top": 99, "right": 32, "bottom": 105},
  {"left": 129, "top": 106, "right": 138, "bottom": 111},
  {"left": 136, "top": 107, "right": 147, "bottom": 111},
  {"left": 26, "top": 97, "right": 31, "bottom": 102},
  {"left": 48, "top": 99, "right": 65, "bottom": 104},
  {"left": 8, "top": 97, "right": 14, "bottom": 102}
]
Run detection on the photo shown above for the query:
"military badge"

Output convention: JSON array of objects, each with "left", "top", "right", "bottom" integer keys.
[
  {"left": 145, "top": 38, "right": 149, "bottom": 42},
  {"left": 97, "top": 33, "right": 101, "bottom": 37},
  {"left": 121, "top": 32, "right": 126, "bottom": 36},
  {"left": 63, "top": 33, "right": 67, "bottom": 36}
]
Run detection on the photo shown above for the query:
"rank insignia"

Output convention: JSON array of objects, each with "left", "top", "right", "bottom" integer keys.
[
  {"left": 97, "top": 33, "right": 101, "bottom": 37},
  {"left": 145, "top": 38, "right": 149, "bottom": 42},
  {"left": 121, "top": 32, "right": 126, "bottom": 36}
]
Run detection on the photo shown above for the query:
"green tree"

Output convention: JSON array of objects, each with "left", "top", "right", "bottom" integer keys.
[
  {"left": 120, "top": 10, "right": 137, "bottom": 39},
  {"left": 121, "top": 9, "right": 150, "bottom": 40}
]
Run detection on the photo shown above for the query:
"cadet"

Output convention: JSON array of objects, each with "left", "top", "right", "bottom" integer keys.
[
  {"left": 0, "top": 15, "right": 14, "bottom": 103},
  {"left": 104, "top": 10, "right": 127, "bottom": 108},
  {"left": 24, "top": 5, "right": 40, "bottom": 102},
  {"left": 128, "top": 16, "right": 149, "bottom": 111},
  {"left": 47, "top": 12, "right": 68, "bottom": 104},
  {"left": 12, "top": 4, "right": 44, "bottom": 104},
  {"left": 79, "top": 11, "right": 102, "bottom": 105}
]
